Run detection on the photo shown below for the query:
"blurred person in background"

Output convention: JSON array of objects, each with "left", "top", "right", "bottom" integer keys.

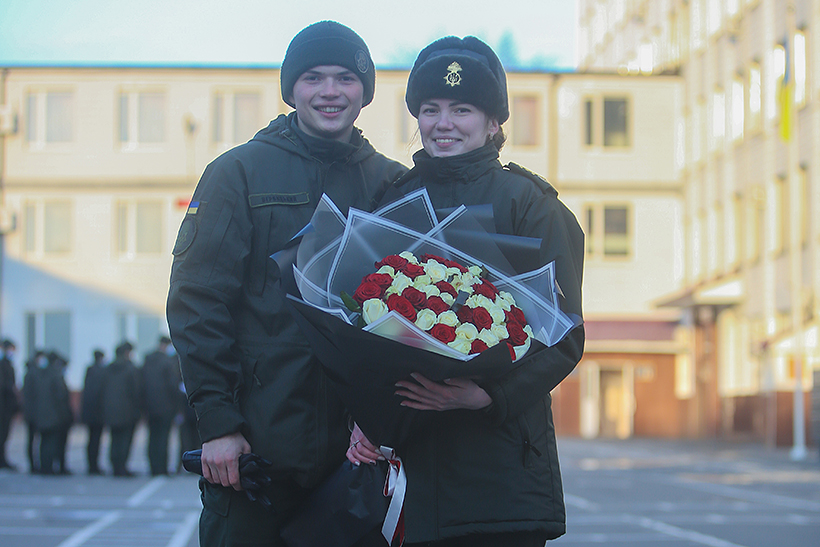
[
  {"left": 81, "top": 349, "right": 107, "bottom": 475},
  {"left": 0, "top": 339, "right": 20, "bottom": 470},
  {"left": 22, "top": 351, "right": 46, "bottom": 473},
  {"left": 102, "top": 341, "right": 141, "bottom": 477},
  {"left": 141, "top": 336, "right": 181, "bottom": 476},
  {"left": 35, "top": 351, "right": 74, "bottom": 475}
]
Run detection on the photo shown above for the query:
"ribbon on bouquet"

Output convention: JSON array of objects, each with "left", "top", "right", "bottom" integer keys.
[{"left": 379, "top": 446, "right": 406, "bottom": 546}]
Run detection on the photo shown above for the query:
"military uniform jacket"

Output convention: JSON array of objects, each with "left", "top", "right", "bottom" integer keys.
[
  {"left": 0, "top": 356, "right": 19, "bottom": 417},
  {"left": 81, "top": 363, "right": 105, "bottom": 426},
  {"left": 141, "top": 351, "right": 181, "bottom": 420},
  {"left": 33, "top": 364, "right": 73, "bottom": 431},
  {"left": 383, "top": 144, "right": 585, "bottom": 542},
  {"left": 166, "top": 113, "right": 406, "bottom": 488},
  {"left": 101, "top": 358, "right": 141, "bottom": 428}
]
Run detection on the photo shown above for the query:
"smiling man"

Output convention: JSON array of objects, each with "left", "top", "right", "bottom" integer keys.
[{"left": 167, "top": 20, "right": 406, "bottom": 547}]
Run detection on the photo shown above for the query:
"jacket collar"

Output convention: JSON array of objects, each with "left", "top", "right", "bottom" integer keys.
[
  {"left": 255, "top": 112, "right": 372, "bottom": 164},
  {"left": 410, "top": 143, "right": 501, "bottom": 184}
]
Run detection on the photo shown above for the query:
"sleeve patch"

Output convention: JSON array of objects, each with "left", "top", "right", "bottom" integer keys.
[{"left": 172, "top": 217, "right": 197, "bottom": 256}]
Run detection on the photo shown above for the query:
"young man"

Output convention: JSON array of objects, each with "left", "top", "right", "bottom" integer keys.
[{"left": 167, "top": 21, "right": 406, "bottom": 545}]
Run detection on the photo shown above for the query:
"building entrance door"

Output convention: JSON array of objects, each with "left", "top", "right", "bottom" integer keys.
[{"left": 599, "top": 369, "right": 626, "bottom": 438}]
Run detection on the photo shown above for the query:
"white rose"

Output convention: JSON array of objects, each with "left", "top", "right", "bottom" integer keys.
[
  {"left": 441, "top": 293, "right": 455, "bottom": 306},
  {"left": 523, "top": 325, "right": 534, "bottom": 338},
  {"left": 421, "top": 285, "right": 441, "bottom": 298},
  {"left": 412, "top": 274, "right": 432, "bottom": 288},
  {"left": 491, "top": 324, "right": 509, "bottom": 340},
  {"left": 424, "top": 261, "right": 448, "bottom": 282},
  {"left": 437, "top": 310, "right": 459, "bottom": 327},
  {"left": 415, "top": 309, "right": 437, "bottom": 330},
  {"left": 451, "top": 276, "right": 474, "bottom": 294},
  {"left": 390, "top": 273, "right": 412, "bottom": 293},
  {"left": 478, "top": 328, "right": 500, "bottom": 347},
  {"left": 447, "top": 337, "right": 472, "bottom": 355},
  {"left": 362, "top": 298, "right": 388, "bottom": 325},
  {"left": 488, "top": 304, "right": 506, "bottom": 324},
  {"left": 513, "top": 336, "right": 532, "bottom": 361},
  {"left": 445, "top": 267, "right": 461, "bottom": 278},
  {"left": 468, "top": 265, "right": 482, "bottom": 276},
  {"left": 466, "top": 294, "right": 493, "bottom": 310},
  {"left": 495, "top": 297, "right": 511, "bottom": 312},
  {"left": 455, "top": 323, "right": 479, "bottom": 341},
  {"left": 377, "top": 265, "right": 395, "bottom": 276},
  {"left": 399, "top": 251, "right": 419, "bottom": 264},
  {"left": 499, "top": 291, "right": 516, "bottom": 306}
]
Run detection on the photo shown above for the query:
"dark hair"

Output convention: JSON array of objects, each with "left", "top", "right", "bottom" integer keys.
[{"left": 490, "top": 126, "right": 507, "bottom": 151}]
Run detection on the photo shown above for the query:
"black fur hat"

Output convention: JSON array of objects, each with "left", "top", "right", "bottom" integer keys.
[
  {"left": 280, "top": 21, "right": 375, "bottom": 109},
  {"left": 405, "top": 36, "right": 509, "bottom": 123}
]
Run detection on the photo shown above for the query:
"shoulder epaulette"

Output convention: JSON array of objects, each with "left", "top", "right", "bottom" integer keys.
[{"left": 503, "top": 162, "right": 558, "bottom": 197}]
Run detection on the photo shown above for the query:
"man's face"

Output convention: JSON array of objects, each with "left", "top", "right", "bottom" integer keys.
[{"left": 290, "top": 65, "right": 364, "bottom": 142}]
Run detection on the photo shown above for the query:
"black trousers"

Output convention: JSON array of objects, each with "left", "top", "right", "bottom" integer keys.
[
  {"left": 39, "top": 427, "right": 61, "bottom": 474},
  {"left": 147, "top": 416, "right": 173, "bottom": 475},
  {"left": 86, "top": 424, "right": 103, "bottom": 472},
  {"left": 109, "top": 424, "right": 135, "bottom": 474},
  {"left": 406, "top": 531, "right": 548, "bottom": 547},
  {"left": 0, "top": 411, "right": 11, "bottom": 465}
]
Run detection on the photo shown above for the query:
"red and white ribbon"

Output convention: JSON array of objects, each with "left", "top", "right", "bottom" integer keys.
[{"left": 379, "top": 446, "right": 406, "bottom": 546}]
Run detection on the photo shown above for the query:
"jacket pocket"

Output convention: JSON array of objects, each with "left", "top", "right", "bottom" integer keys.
[{"left": 200, "top": 479, "right": 231, "bottom": 517}]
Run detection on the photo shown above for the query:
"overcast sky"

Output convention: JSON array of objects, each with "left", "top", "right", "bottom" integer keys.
[{"left": 0, "top": 0, "right": 578, "bottom": 70}]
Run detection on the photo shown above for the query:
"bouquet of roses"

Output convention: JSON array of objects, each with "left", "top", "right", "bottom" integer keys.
[
  {"left": 276, "top": 188, "right": 579, "bottom": 448},
  {"left": 347, "top": 251, "right": 533, "bottom": 363}
]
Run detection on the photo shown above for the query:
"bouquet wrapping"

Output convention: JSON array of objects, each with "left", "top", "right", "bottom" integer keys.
[{"left": 277, "top": 188, "right": 579, "bottom": 449}]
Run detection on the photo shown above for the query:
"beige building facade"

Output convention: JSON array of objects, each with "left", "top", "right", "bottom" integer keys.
[
  {"left": 579, "top": 0, "right": 820, "bottom": 449},
  {"left": 0, "top": 62, "right": 687, "bottom": 446}
]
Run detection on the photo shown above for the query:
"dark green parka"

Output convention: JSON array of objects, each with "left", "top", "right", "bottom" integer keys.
[
  {"left": 166, "top": 113, "right": 406, "bottom": 488},
  {"left": 102, "top": 357, "right": 141, "bottom": 428},
  {"left": 384, "top": 144, "right": 585, "bottom": 542}
]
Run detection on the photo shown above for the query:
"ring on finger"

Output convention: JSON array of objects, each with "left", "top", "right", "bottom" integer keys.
[{"left": 351, "top": 440, "right": 360, "bottom": 449}]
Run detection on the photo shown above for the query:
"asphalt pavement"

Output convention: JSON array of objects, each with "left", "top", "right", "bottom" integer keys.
[{"left": 1, "top": 419, "right": 819, "bottom": 547}]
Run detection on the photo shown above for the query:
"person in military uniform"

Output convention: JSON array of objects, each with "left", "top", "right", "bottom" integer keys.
[
  {"left": 348, "top": 36, "right": 585, "bottom": 547},
  {"left": 0, "top": 339, "right": 20, "bottom": 470},
  {"left": 167, "top": 20, "right": 406, "bottom": 546},
  {"left": 141, "top": 336, "right": 181, "bottom": 476},
  {"left": 35, "top": 351, "right": 74, "bottom": 475},
  {"left": 81, "top": 349, "right": 107, "bottom": 475},
  {"left": 102, "top": 342, "right": 141, "bottom": 477},
  {"left": 22, "top": 351, "right": 46, "bottom": 473}
]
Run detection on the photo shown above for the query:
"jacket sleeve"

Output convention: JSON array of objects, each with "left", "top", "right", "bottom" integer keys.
[
  {"left": 478, "top": 192, "right": 586, "bottom": 426},
  {"left": 166, "top": 155, "right": 252, "bottom": 444}
]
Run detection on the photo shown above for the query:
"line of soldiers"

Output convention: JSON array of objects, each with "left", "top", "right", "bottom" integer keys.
[{"left": 0, "top": 336, "right": 199, "bottom": 476}]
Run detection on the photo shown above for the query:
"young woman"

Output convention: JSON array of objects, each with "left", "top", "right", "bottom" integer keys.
[{"left": 348, "top": 36, "right": 585, "bottom": 546}]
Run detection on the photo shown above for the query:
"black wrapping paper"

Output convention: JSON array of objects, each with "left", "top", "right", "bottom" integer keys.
[{"left": 287, "top": 296, "right": 523, "bottom": 448}]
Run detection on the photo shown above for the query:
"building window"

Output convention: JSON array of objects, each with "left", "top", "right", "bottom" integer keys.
[
  {"left": 511, "top": 96, "right": 539, "bottom": 146},
  {"left": 710, "top": 89, "right": 725, "bottom": 149},
  {"left": 794, "top": 31, "right": 807, "bottom": 107},
  {"left": 584, "top": 96, "right": 630, "bottom": 148},
  {"left": 775, "top": 176, "right": 789, "bottom": 253},
  {"left": 212, "top": 91, "right": 261, "bottom": 145},
  {"left": 23, "top": 200, "right": 72, "bottom": 255},
  {"left": 26, "top": 91, "right": 74, "bottom": 146},
  {"left": 731, "top": 79, "right": 744, "bottom": 141},
  {"left": 117, "top": 311, "right": 162, "bottom": 358},
  {"left": 748, "top": 63, "right": 762, "bottom": 131},
  {"left": 26, "top": 310, "right": 72, "bottom": 360},
  {"left": 769, "top": 44, "right": 786, "bottom": 122},
  {"left": 584, "top": 204, "right": 631, "bottom": 259},
  {"left": 115, "top": 200, "right": 163, "bottom": 256},
  {"left": 119, "top": 91, "right": 166, "bottom": 147}
]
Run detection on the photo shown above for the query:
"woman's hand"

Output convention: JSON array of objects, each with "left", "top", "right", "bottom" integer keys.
[
  {"left": 346, "top": 422, "right": 383, "bottom": 465},
  {"left": 395, "top": 373, "right": 492, "bottom": 411}
]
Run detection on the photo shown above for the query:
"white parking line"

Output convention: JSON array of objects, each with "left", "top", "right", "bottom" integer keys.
[
  {"left": 630, "top": 516, "right": 748, "bottom": 547},
  {"left": 55, "top": 510, "right": 122, "bottom": 547},
  {"left": 166, "top": 510, "right": 199, "bottom": 547},
  {"left": 127, "top": 476, "right": 167, "bottom": 507}
]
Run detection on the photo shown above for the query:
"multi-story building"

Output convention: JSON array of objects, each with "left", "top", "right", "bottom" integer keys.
[
  {"left": 0, "top": 63, "right": 688, "bottom": 444},
  {"left": 578, "top": 0, "right": 819, "bottom": 449}
]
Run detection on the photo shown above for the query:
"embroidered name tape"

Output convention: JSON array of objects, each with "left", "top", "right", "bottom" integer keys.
[{"left": 249, "top": 193, "right": 310, "bottom": 208}]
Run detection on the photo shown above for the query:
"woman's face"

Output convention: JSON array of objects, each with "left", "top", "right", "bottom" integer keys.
[{"left": 418, "top": 99, "right": 499, "bottom": 157}]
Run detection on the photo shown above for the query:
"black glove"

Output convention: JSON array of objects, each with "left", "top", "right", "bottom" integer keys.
[{"left": 181, "top": 449, "right": 274, "bottom": 510}]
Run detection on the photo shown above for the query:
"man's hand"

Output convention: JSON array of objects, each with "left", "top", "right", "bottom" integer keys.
[
  {"left": 395, "top": 373, "right": 492, "bottom": 411},
  {"left": 201, "top": 432, "right": 251, "bottom": 490}
]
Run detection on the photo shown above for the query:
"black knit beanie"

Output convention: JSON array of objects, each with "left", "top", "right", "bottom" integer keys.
[
  {"left": 405, "top": 36, "right": 509, "bottom": 123},
  {"left": 280, "top": 21, "right": 375, "bottom": 108}
]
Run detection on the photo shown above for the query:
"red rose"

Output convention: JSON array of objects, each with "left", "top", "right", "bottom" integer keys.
[
  {"left": 470, "top": 339, "right": 489, "bottom": 355},
  {"left": 470, "top": 307, "right": 493, "bottom": 330},
  {"left": 430, "top": 323, "right": 456, "bottom": 344},
  {"left": 507, "top": 321, "right": 529, "bottom": 346},
  {"left": 386, "top": 293, "right": 417, "bottom": 322},
  {"left": 376, "top": 255, "right": 408, "bottom": 270},
  {"left": 444, "top": 259, "right": 468, "bottom": 273},
  {"left": 420, "top": 253, "right": 448, "bottom": 264},
  {"left": 506, "top": 305, "right": 526, "bottom": 326},
  {"left": 507, "top": 342, "right": 516, "bottom": 361},
  {"left": 362, "top": 273, "right": 393, "bottom": 289},
  {"left": 473, "top": 281, "right": 499, "bottom": 299},
  {"left": 401, "top": 287, "right": 427, "bottom": 309},
  {"left": 456, "top": 306, "right": 474, "bottom": 324},
  {"left": 435, "top": 280, "right": 457, "bottom": 297},
  {"left": 401, "top": 263, "right": 427, "bottom": 279},
  {"left": 424, "top": 295, "right": 450, "bottom": 314},
  {"left": 353, "top": 281, "right": 383, "bottom": 305}
]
